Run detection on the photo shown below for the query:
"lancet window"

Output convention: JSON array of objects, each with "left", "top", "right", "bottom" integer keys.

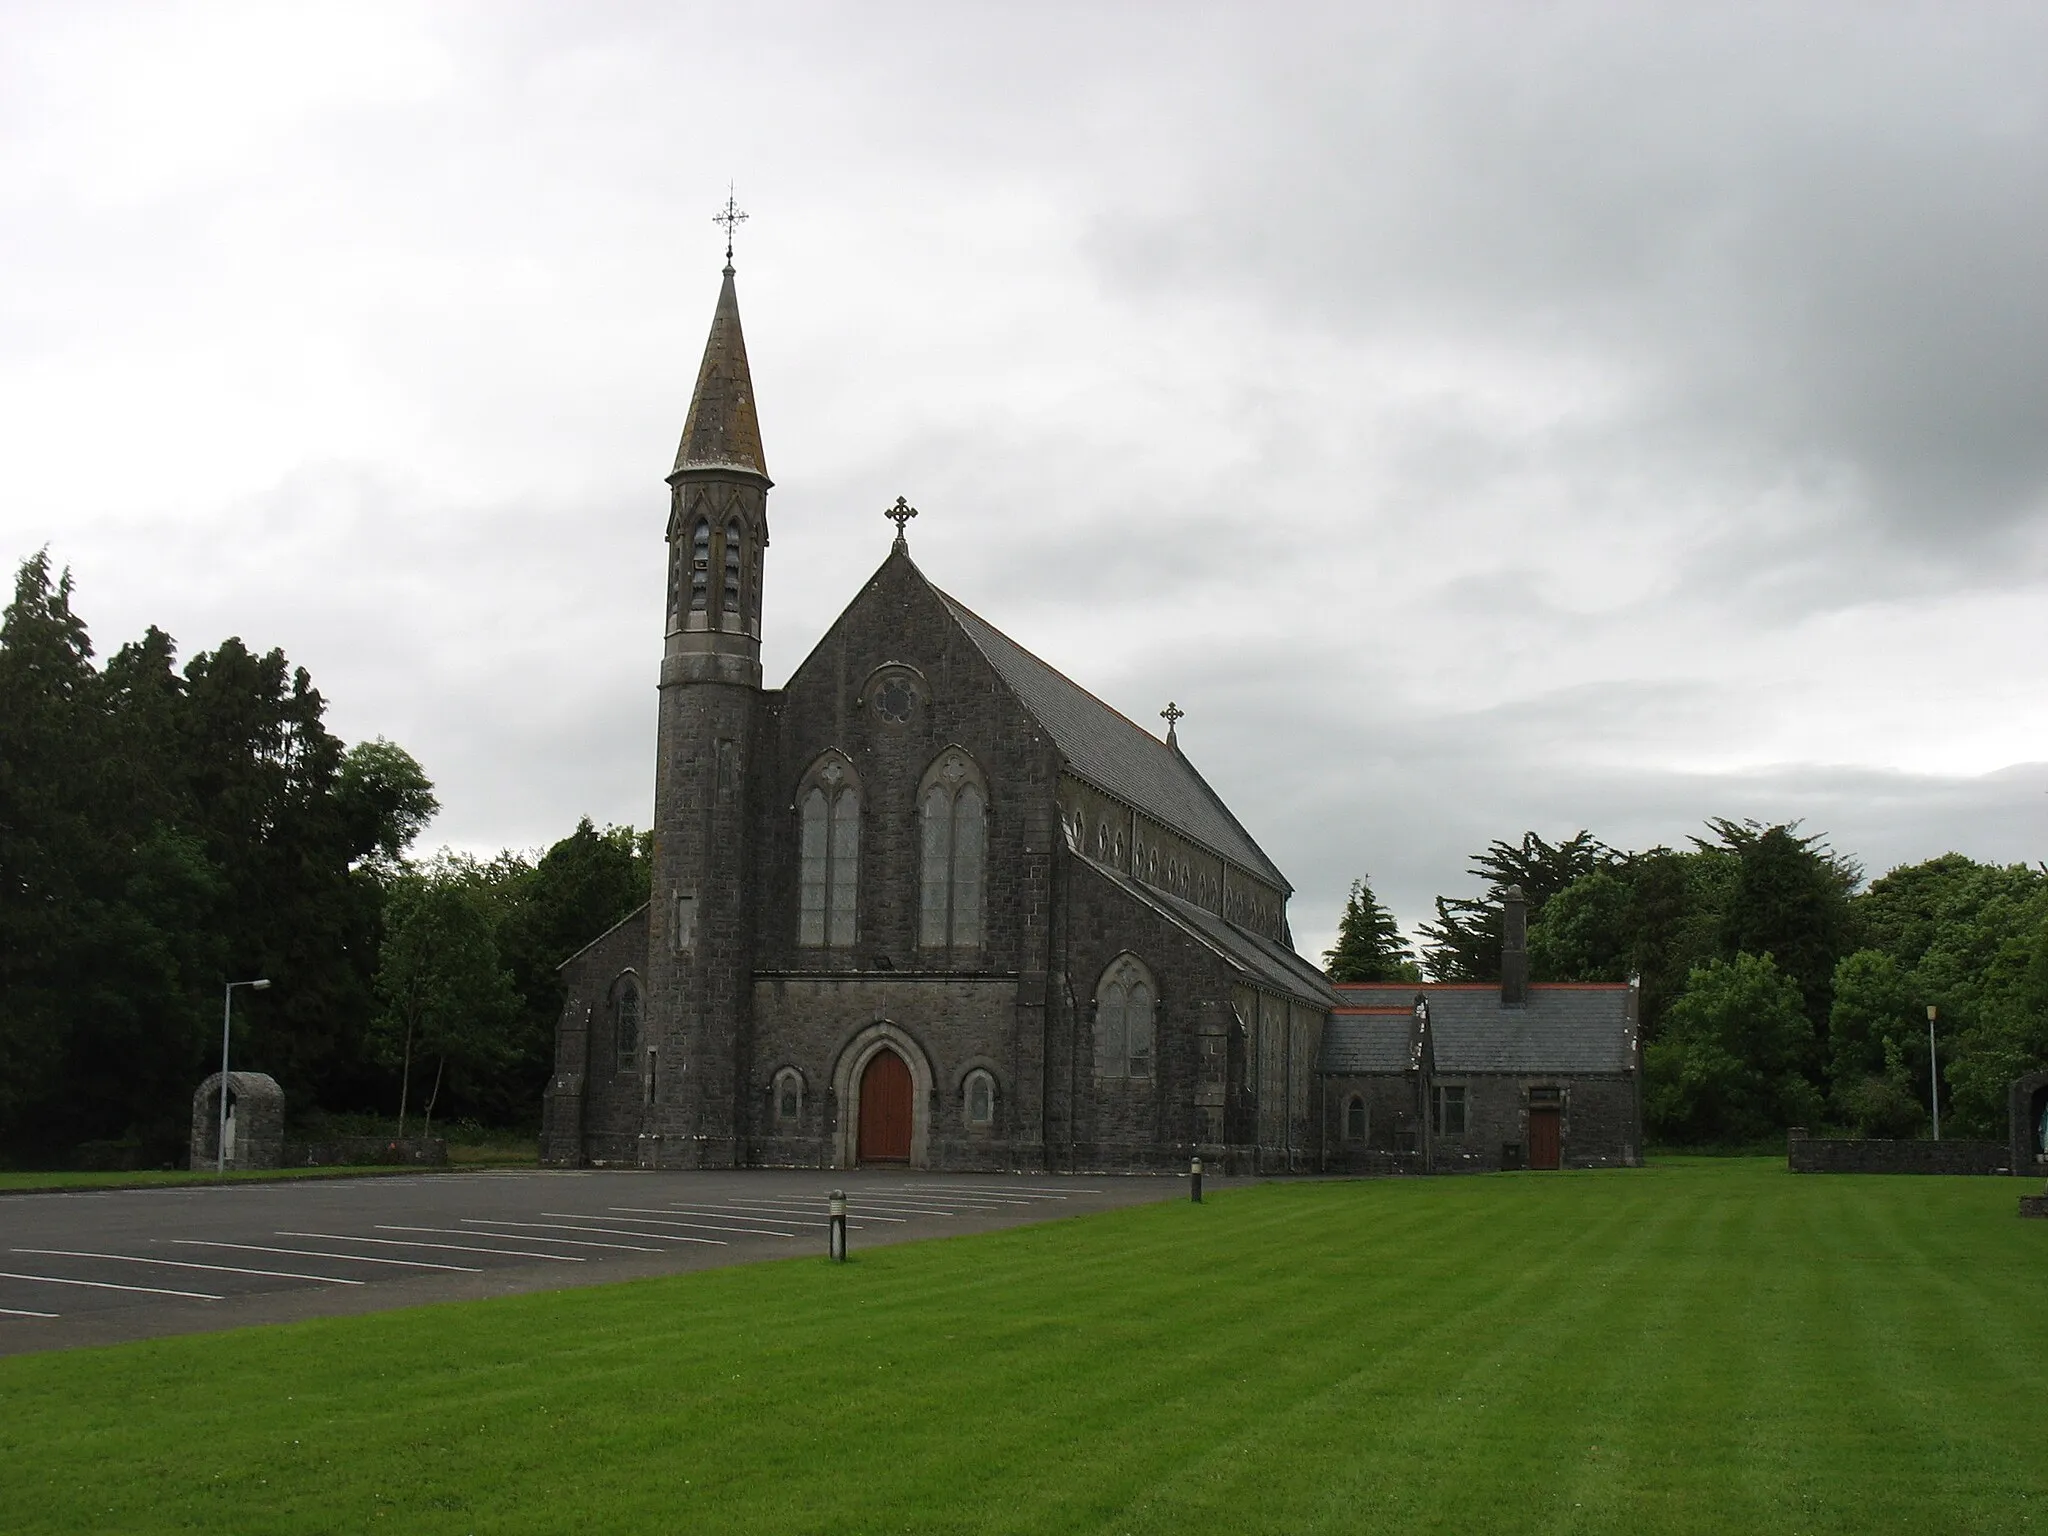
[
  {"left": 722, "top": 519, "right": 744, "bottom": 616},
  {"left": 688, "top": 520, "right": 711, "bottom": 612},
  {"left": 918, "top": 749, "right": 987, "bottom": 953},
  {"left": 1094, "top": 955, "right": 1156, "bottom": 1080},
  {"left": 612, "top": 973, "right": 642, "bottom": 1074},
  {"left": 797, "top": 755, "right": 859, "bottom": 948}
]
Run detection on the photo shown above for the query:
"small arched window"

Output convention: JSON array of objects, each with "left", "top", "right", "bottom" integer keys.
[
  {"left": 964, "top": 1069, "right": 995, "bottom": 1127},
  {"left": 689, "top": 520, "right": 711, "bottom": 611},
  {"left": 1347, "top": 1096, "right": 1367, "bottom": 1141},
  {"left": 773, "top": 1067, "right": 804, "bottom": 1129},
  {"left": 722, "top": 519, "right": 744, "bottom": 616},
  {"left": 1094, "top": 955, "right": 1156, "bottom": 1080},
  {"left": 613, "top": 975, "right": 642, "bottom": 1074},
  {"left": 918, "top": 749, "right": 986, "bottom": 953},
  {"left": 798, "top": 755, "right": 859, "bottom": 947}
]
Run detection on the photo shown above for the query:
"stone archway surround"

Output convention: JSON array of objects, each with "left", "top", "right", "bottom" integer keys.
[{"left": 833, "top": 1021, "right": 936, "bottom": 1169}]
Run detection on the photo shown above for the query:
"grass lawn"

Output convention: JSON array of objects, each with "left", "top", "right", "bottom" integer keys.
[{"left": 2, "top": 1158, "right": 2042, "bottom": 1534}]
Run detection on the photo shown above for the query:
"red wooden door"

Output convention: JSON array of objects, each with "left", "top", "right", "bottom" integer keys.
[
  {"left": 1528, "top": 1107, "right": 1562, "bottom": 1170},
  {"left": 858, "top": 1050, "right": 913, "bottom": 1163}
]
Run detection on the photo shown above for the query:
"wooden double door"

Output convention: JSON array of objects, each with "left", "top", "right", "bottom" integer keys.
[{"left": 857, "top": 1049, "right": 914, "bottom": 1164}]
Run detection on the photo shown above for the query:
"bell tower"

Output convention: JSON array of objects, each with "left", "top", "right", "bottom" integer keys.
[{"left": 644, "top": 203, "right": 769, "bottom": 1167}]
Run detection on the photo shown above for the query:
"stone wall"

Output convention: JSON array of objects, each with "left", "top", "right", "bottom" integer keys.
[
  {"left": 1787, "top": 1132, "right": 2012, "bottom": 1175},
  {"left": 1322, "top": 1074, "right": 1425, "bottom": 1164},
  {"left": 1427, "top": 1074, "right": 1640, "bottom": 1172},
  {"left": 544, "top": 905, "right": 650, "bottom": 1166}
]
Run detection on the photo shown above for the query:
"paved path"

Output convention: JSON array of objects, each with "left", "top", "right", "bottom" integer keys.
[{"left": 0, "top": 1169, "right": 1200, "bottom": 1357}]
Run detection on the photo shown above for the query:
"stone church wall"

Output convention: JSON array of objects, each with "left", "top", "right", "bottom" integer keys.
[
  {"left": 746, "top": 974, "right": 1023, "bottom": 1170},
  {"left": 542, "top": 906, "right": 650, "bottom": 1167},
  {"left": 1053, "top": 776, "right": 1287, "bottom": 943},
  {"left": 1050, "top": 856, "right": 1250, "bottom": 1170},
  {"left": 1322, "top": 1073, "right": 1426, "bottom": 1167}
]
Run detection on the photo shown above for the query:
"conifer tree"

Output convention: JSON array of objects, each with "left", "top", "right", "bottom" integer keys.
[{"left": 1324, "top": 876, "right": 1420, "bottom": 982}]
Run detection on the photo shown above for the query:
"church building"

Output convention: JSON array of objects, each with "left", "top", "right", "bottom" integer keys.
[{"left": 540, "top": 254, "right": 1338, "bottom": 1172}]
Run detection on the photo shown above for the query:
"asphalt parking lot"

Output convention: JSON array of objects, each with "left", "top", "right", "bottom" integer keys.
[{"left": 0, "top": 1169, "right": 1194, "bottom": 1356}]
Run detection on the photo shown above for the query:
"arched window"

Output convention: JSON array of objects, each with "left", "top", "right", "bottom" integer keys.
[
  {"left": 1347, "top": 1096, "right": 1367, "bottom": 1141},
  {"left": 918, "top": 749, "right": 986, "bottom": 952},
  {"left": 612, "top": 975, "right": 642, "bottom": 1074},
  {"left": 797, "top": 755, "right": 859, "bottom": 947},
  {"left": 722, "top": 519, "right": 743, "bottom": 616},
  {"left": 773, "top": 1067, "right": 804, "bottom": 1129},
  {"left": 964, "top": 1069, "right": 995, "bottom": 1127},
  {"left": 689, "top": 520, "right": 711, "bottom": 611},
  {"left": 1094, "top": 955, "right": 1156, "bottom": 1080}
]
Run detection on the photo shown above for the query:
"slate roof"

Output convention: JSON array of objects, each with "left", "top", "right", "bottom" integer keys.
[
  {"left": 1330, "top": 983, "right": 1636, "bottom": 1075},
  {"left": 937, "top": 589, "right": 1289, "bottom": 890},
  {"left": 1323, "top": 1009, "right": 1422, "bottom": 1073},
  {"left": 1076, "top": 855, "right": 1336, "bottom": 1007}
]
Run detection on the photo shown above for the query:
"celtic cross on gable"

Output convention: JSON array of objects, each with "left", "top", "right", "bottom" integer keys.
[
  {"left": 1161, "top": 701, "right": 1184, "bottom": 742},
  {"left": 886, "top": 496, "right": 919, "bottom": 549}
]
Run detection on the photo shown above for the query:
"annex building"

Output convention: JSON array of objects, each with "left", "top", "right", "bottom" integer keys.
[{"left": 540, "top": 258, "right": 1641, "bottom": 1175}]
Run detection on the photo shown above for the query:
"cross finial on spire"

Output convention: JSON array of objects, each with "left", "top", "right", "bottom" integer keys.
[
  {"left": 713, "top": 184, "right": 748, "bottom": 271},
  {"left": 1161, "top": 700, "right": 1184, "bottom": 745},
  {"left": 886, "top": 496, "right": 919, "bottom": 550}
]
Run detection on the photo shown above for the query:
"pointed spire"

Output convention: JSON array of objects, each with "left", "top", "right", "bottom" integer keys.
[{"left": 672, "top": 265, "right": 768, "bottom": 479}]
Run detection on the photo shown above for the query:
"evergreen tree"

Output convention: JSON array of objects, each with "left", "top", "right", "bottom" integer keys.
[
  {"left": 1420, "top": 831, "right": 1614, "bottom": 980},
  {"left": 1324, "top": 876, "right": 1420, "bottom": 982}
]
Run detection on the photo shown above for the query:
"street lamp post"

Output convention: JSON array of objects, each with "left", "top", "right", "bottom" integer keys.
[
  {"left": 218, "top": 978, "right": 272, "bottom": 1175},
  {"left": 1927, "top": 1004, "right": 1940, "bottom": 1143}
]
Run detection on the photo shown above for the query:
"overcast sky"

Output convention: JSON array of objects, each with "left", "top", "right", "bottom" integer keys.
[{"left": 5, "top": 1, "right": 2045, "bottom": 962}]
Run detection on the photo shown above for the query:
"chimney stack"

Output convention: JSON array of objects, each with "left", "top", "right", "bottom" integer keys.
[{"left": 1501, "top": 884, "right": 1529, "bottom": 1007}]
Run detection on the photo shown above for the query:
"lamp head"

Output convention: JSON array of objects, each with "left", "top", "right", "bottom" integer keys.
[
  {"left": 252, "top": 979, "right": 272, "bottom": 991},
  {"left": 1926, "top": 1004, "right": 1937, "bottom": 1022}
]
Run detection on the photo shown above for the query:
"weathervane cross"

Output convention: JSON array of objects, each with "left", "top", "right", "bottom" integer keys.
[
  {"left": 1161, "top": 701, "right": 1184, "bottom": 743},
  {"left": 886, "top": 496, "right": 919, "bottom": 549},
  {"left": 713, "top": 184, "right": 748, "bottom": 267}
]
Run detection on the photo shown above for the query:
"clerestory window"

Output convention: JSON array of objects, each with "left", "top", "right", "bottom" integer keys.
[
  {"left": 798, "top": 756, "right": 859, "bottom": 948},
  {"left": 1094, "top": 955, "right": 1156, "bottom": 1080},
  {"left": 918, "top": 749, "right": 986, "bottom": 953}
]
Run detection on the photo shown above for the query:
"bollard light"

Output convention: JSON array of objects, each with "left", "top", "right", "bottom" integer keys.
[
  {"left": 828, "top": 1189, "right": 847, "bottom": 1262},
  {"left": 1190, "top": 1155, "right": 1203, "bottom": 1204}
]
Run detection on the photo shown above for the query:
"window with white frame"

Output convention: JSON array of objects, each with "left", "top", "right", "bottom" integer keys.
[
  {"left": 798, "top": 755, "right": 859, "bottom": 947},
  {"left": 918, "top": 749, "right": 986, "bottom": 952},
  {"left": 1094, "top": 955, "right": 1156, "bottom": 1079}
]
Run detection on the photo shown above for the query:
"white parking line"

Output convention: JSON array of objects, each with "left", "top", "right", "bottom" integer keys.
[
  {"left": 479, "top": 1217, "right": 724, "bottom": 1247},
  {"left": 0, "top": 1270, "right": 220, "bottom": 1301},
  {"left": 585, "top": 1209, "right": 799, "bottom": 1238},
  {"left": 174, "top": 1240, "right": 480, "bottom": 1273},
  {"left": 11, "top": 1248, "right": 364, "bottom": 1286},
  {"left": 892, "top": 1187, "right": 1060, "bottom": 1203},
  {"left": 901, "top": 1187, "right": 1081, "bottom": 1204},
  {"left": 277, "top": 1231, "right": 583, "bottom": 1263},
  {"left": 608, "top": 1206, "right": 812, "bottom": 1233},
  {"left": 684, "top": 1199, "right": 909, "bottom": 1224},
  {"left": 0, "top": 1305, "right": 60, "bottom": 1318},
  {"left": 823, "top": 1200, "right": 971, "bottom": 1216},
  {"left": 378, "top": 1225, "right": 659, "bottom": 1253}
]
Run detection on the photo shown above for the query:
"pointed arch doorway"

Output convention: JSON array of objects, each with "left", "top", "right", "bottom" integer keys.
[
  {"left": 858, "top": 1049, "right": 914, "bottom": 1164},
  {"left": 833, "top": 1023, "right": 934, "bottom": 1168}
]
